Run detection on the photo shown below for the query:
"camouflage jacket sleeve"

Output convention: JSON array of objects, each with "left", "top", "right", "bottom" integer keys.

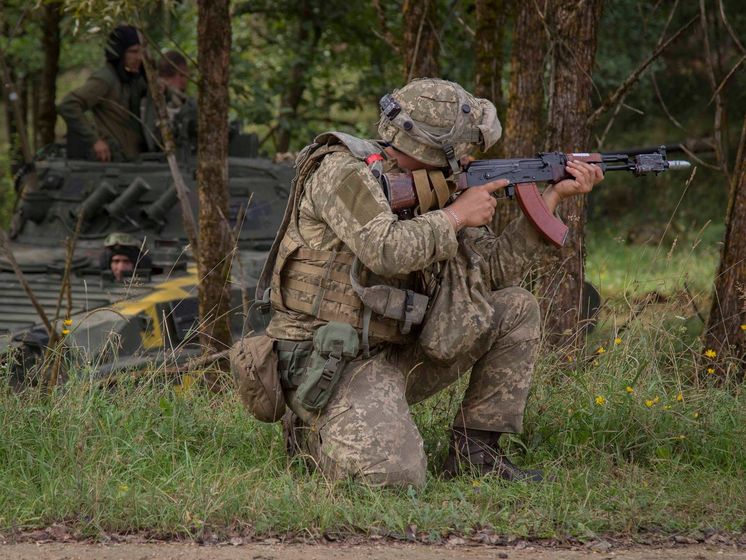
[
  {"left": 304, "top": 152, "right": 458, "bottom": 277},
  {"left": 464, "top": 213, "right": 561, "bottom": 289},
  {"left": 57, "top": 72, "right": 112, "bottom": 147}
]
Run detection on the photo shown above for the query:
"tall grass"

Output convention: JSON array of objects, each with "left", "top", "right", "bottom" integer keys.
[
  {"left": 0, "top": 228, "right": 743, "bottom": 540},
  {"left": 1, "top": 324, "right": 743, "bottom": 538}
]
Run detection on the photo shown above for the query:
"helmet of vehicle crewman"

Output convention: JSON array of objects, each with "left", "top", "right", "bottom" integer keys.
[{"left": 100, "top": 232, "right": 152, "bottom": 281}]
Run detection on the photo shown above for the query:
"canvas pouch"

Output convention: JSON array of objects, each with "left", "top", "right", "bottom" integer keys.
[{"left": 230, "top": 334, "right": 286, "bottom": 423}]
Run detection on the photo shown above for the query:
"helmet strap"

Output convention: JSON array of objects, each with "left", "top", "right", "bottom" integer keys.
[{"left": 443, "top": 145, "right": 460, "bottom": 175}]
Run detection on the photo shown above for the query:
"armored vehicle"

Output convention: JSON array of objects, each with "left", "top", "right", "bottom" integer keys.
[{"left": 1, "top": 135, "right": 292, "bottom": 386}]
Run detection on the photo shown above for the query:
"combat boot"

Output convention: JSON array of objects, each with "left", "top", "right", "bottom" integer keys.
[{"left": 441, "top": 427, "right": 543, "bottom": 482}]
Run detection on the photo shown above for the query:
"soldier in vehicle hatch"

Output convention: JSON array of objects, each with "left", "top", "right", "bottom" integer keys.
[
  {"left": 58, "top": 25, "right": 149, "bottom": 162},
  {"left": 232, "top": 78, "right": 604, "bottom": 487},
  {"left": 100, "top": 233, "right": 151, "bottom": 282}
]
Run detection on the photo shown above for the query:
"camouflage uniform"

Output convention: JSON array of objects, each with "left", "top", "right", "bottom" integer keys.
[{"left": 266, "top": 79, "right": 556, "bottom": 487}]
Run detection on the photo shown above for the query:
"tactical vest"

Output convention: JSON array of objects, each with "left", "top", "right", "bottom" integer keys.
[{"left": 254, "top": 132, "right": 428, "bottom": 354}]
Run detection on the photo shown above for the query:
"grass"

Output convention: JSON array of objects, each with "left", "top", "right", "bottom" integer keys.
[{"left": 0, "top": 227, "right": 744, "bottom": 541}]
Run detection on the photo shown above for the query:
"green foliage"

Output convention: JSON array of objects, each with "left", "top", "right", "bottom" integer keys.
[{"left": 230, "top": 0, "right": 395, "bottom": 152}]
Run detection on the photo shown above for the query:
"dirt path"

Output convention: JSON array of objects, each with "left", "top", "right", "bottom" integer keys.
[{"left": 1, "top": 542, "right": 744, "bottom": 560}]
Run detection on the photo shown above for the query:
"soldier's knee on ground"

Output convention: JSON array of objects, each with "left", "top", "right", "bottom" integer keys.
[
  {"left": 308, "top": 399, "right": 428, "bottom": 488},
  {"left": 489, "top": 287, "right": 541, "bottom": 343},
  {"left": 310, "top": 429, "right": 427, "bottom": 488},
  {"left": 361, "top": 450, "right": 427, "bottom": 488}
]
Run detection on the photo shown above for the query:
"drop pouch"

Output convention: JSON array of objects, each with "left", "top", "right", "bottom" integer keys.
[
  {"left": 230, "top": 334, "right": 286, "bottom": 423},
  {"left": 296, "top": 322, "right": 359, "bottom": 412},
  {"left": 418, "top": 233, "right": 495, "bottom": 365}
]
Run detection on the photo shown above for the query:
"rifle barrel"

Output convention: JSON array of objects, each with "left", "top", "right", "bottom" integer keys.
[{"left": 601, "top": 145, "right": 671, "bottom": 156}]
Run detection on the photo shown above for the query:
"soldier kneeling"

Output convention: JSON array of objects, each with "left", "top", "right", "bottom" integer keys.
[{"left": 232, "top": 78, "right": 604, "bottom": 487}]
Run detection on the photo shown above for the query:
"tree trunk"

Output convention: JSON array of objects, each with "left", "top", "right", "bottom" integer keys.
[
  {"left": 474, "top": 0, "right": 508, "bottom": 118},
  {"left": 31, "top": 74, "right": 40, "bottom": 150},
  {"left": 197, "top": 0, "right": 233, "bottom": 379},
  {"left": 492, "top": 0, "right": 548, "bottom": 234},
  {"left": 539, "top": 0, "right": 603, "bottom": 349},
  {"left": 276, "top": 1, "right": 321, "bottom": 153},
  {"left": 38, "top": 1, "right": 62, "bottom": 147},
  {"left": 3, "top": 65, "right": 26, "bottom": 172},
  {"left": 402, "top": 0, "right": 440, "bottom": 80},
  {"left": 702, "top": 113, "right": 746, "bottom": 381}
]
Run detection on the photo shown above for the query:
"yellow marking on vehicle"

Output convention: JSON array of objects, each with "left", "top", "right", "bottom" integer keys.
[
  {"left": 113, "top": 272, "right": 198, "bottom": 317},
  {"left": 111, "top": 270, "right": 199, "bottom": 349}
]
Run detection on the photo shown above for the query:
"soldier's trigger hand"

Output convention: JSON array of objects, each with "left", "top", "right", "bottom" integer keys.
[
  {"left": 449, "top": 179, "right": 508, "bottom": 228},
  {"left": 481, "top": 178, "right": 511, "bottom": 194}
]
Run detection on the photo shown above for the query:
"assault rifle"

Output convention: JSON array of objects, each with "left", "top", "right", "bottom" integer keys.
[{"left": 386, "top": 146, "right": 691, "bottom": 247}]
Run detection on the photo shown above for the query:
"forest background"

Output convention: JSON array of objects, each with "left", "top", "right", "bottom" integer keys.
[{"left": 0, "top": 0, "right": 745, "bottom": 544}]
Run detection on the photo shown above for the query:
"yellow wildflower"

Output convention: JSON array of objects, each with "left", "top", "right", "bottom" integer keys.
[
  {"left": 653, "top": 395, "right": 660, "bottom": 404},
  {"left": 693, "top": 412, "right": 700, "bottom": 419},
  {"left": 740, "top": 324, "right": 746, "bottom": 332},
  {"left": 704, "top": 348, "right": 717, "bottom": 359},
  {"left": 566, "top": 354, "right": 574, "bottom": 362},
  {"left": 625, "top": 386, "right": 634, "bottom": 394},
  {"left": 663, "top": 405, "right": 671, "bottom": 410},
  {"left": 595, "top": 395, "right": 606, "bottom": 406},
  {"left": 614, "top": 337, "right": 622, "bottom": 345},
  {"left": 676, "top": 392, "right": 683, "bottom": 402},
  {"left": 706, "top": 367, "right": 715, "bottom": 375},
  {"left": 61, "top": 329, "right": 70, "bottom": 335},
  {"left": 471, "top": 480, "right": 481, "bottom": 488},
  {"left": 677, "top": 434, "right": 686, "bottom": 440},
  {"left": 63, "top": 318, "right": 72, "bottom": 326},
  {"left": 175, "top": 374, "right": 196, "bottom": 397},
  {"left": 644, "top": 399, "right": 655, "bottom": 407},
  {"left": 596, "top": 346, "right": 606, "bottom": 354}
]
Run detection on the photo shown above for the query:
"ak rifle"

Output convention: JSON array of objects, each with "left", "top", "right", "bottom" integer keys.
[{"left": 386, "top": 146, "right": 691, "bottom": 248}]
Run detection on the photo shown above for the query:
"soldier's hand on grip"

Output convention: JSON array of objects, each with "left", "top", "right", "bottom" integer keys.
[
  {"left": 447, "top": 178, "right": 509, "bottom": 230},
  {"left": 553, "top": 160, "right": 604, "bottom": 199}
]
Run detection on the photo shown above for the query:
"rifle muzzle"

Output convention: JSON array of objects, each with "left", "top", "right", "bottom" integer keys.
[{"left": 667, "top": 160, "right": 691, "bottom": 171}]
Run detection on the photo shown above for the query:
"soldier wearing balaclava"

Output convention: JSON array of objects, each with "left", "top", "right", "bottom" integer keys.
[{"left": 58, "top": 24, "right": 149, "bottom": 162}]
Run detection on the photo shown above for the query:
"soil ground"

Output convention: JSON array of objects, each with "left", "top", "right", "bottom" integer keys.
[{"left": 1, "top": 542, "right": 745, "bottom": 560}]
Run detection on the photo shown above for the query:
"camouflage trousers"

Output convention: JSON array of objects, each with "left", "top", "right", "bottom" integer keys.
[{"left": 283, "top": 286, "right": 541, "bottom": 487}]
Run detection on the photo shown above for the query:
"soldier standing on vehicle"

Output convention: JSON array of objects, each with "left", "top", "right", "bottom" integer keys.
[
  {"left": 233, "top": 78, "right": 603, "bottom": 487},
  {"left": 58, "top": 25, "right": 148, "bottom": 162},
  {"left": 142, "top": 50, "right": 198, "bottom": 152}
]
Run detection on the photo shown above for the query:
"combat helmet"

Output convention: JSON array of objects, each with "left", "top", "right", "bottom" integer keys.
[
  {"left": 377, "top": 78, "right": 502, "bottom": 174},
  {"left": 100, "top": 232, "right": 151, "bottom": 274}
]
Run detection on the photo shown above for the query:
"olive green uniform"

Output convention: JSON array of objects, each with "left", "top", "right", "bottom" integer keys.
[
  {"left": 269, "top": 147, "right": 553, "bottom": 487},
  {"left": 58, "top": 64, "right": 148, "bottom": 161}
]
